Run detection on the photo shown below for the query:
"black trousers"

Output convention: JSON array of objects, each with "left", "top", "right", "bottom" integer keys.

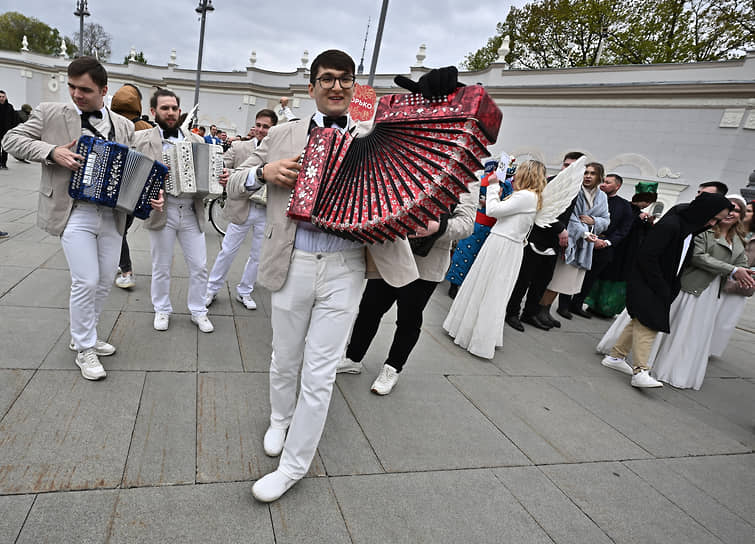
[
  {"left": 571, "top": 247, "right": 614, "bottom": 307},
  {"left": 506, "top": 245, "right": 558, "bottom": 318},
  {"left": 346, "top": 277, "right": 438, "bottom": 372},
  {"left": 0, "top": 147, "right": 7, "bottom": 167},
  {"left": 119, "top": 214, "right": 135, "bottom": 273}
]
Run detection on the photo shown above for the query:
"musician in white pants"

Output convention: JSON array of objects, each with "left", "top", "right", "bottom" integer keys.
[
  {"left": 135, "top": 89, "right": 227, "bottom": 333},
  {"left": 204, "top": 109, "right": 278, "bottom": 310},
  {"left": 1, "top": 57, "right": 165, "bottom": 381}
]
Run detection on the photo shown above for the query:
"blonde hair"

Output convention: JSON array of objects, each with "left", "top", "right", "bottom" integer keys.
[
  {"left": 513, "top": 160, "right": 547, "bottom": 209},
  {"left": 713, "top": 198, "right": 747, "bottom": 243}
]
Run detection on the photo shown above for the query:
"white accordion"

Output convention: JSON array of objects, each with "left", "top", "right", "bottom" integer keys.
[{"left": 162, "top": 141, "right": 224, "bottom": 197}]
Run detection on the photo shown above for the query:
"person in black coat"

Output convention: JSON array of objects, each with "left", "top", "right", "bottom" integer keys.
[
  {"left": 0, "top": 90, "right": 21, "bottom": 169},
  {"left": 603, "top": 192, "right": 733, "bottom": 388}
]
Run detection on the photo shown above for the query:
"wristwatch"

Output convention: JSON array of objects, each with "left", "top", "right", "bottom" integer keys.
[{"left": 255, "top": 163, "right": 266, "bottom": 184}]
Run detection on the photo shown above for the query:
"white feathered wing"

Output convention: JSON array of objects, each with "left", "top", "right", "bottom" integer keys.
[{"left": 534, "top": 156, "right": 587, "bottom": 227}]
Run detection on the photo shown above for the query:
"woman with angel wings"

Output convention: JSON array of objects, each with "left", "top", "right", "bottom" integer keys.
[{"left": 443, "top": 156, "right": 587, "bottom": 359}]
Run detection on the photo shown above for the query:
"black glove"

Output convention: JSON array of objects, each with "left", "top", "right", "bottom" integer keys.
[{"left": 394, "top": 66, "right": 464, "bottom": 99}]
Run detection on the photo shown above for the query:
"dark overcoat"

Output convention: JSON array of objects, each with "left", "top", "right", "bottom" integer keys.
[{"left": 626, "top": 193, "right": 732, "bottom": 333}]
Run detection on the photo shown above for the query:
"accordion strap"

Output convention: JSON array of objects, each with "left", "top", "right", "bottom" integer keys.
[{"left": 81, "top": 109, "right": 116, "bottom": 141}]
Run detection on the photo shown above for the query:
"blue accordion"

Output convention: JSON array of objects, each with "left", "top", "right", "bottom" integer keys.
[{"left": 68, "top": 135, "right": 167, "bottom": 219}]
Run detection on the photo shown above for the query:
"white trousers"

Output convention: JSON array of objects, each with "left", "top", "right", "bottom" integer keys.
[
  {"left": 149, "top": 200, "right": 208, "bottom": 317},
  {"left": 206, "top": 204, "right": 266, "bottom": 297},
  {"left": 270, "top": 248, "right": 365, "bottom": 480},
  {"left": 61, "top": 203, "right": 122, "bottom": 351}
]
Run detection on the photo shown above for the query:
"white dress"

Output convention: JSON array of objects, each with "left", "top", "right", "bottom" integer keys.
[{"left": 443, "top": 187, "right": 538, "bottom": 359}]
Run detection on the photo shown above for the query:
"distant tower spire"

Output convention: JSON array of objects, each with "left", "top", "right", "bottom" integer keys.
[{"left": 357, "top": 17, "right": 371, "bottom": 75}]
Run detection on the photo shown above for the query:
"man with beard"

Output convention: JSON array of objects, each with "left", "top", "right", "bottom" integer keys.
[
  {"left": 226, "top": 49, "right": 459, "bottom": 502},
  {"left": 601, "top": 192, "right": 733, "bottom": 387},
  {"left": 204, "top": 108, "right": 278, "bottom": 310},
  {"left": 2, "top": 57, "right": 163, "bottom": 380},
  {"left": 134, "top": 89, "right": 227, "bottom": 333}
]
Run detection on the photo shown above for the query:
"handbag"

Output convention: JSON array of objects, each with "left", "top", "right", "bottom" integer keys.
[
  {"left": 722, "top": 277, "right": 755, "bottom": 297},
  {"left": 250, "top": 183, "right": 267, "bottom": 205}
]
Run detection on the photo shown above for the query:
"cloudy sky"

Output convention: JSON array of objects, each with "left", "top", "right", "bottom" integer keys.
[{"left": 4, "top": 0, "right": 527, "bottom": 74}]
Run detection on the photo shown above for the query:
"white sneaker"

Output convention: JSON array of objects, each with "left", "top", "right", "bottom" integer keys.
[
  {"left": 601, "top": 355, "right": 633, "bottom": 375},
  {"left": 336, "top": 357, "right": 363, "bottom": 374},
  {"left": 263, "top": 426, "right": 286, "bottom": 457},
  {"left": 631, "top": 370, "right": 663, "bottom": 388},
  {"left": 154, "top": 312, "right": 170, "bottom": 331},
  {"left": 75, "top": 348, "right": 106, "bottom": 380},
  {"left": 371, "top": 364, "right": 399, "bottom": 395},
  {"left": 252, "top": 470, "right": 298, "bottom": 503},
  {"left": 192, "top": 314, "right": 214, "bottom": 333},
  {"left": 204, "top": 292, "right": 217, "bottom": 307},
  {"left": 236, "top": 293, "right": 257, "bottom": 310},
  {"left": 115, "top": 272, "right": 135, "bottom": 289},
  {"left": 69, "top": 339, "right": 116, "bottom": 356}
]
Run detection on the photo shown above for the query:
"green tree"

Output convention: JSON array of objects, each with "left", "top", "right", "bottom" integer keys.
[
  {"left": 123, "top": 51, "right": 147, "bottom": 64},
  {"left": 0, "top": 11, "right": 74, "bottom": 55},
  {"left": 462, "top": 0, "right": 754, "bottom": 71}
]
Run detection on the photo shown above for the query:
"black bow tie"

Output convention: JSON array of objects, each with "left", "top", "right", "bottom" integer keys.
[
  {"left": 323, "top": 115, "right": 347, "bottom": 129},
  {"left": 80, "top": 110, "right": 103, "bottom": 123},
  {"left": 162, "top": 128, "right": 179, "bottom": 139}
]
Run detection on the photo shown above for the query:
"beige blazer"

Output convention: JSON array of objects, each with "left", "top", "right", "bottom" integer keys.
[
  {"left": 226, "top": 117, "right": 419, "bottom": 291},
  {"left": 414, "top": 182, "right": 478, "bottom": 282},
  {"left": 223, "top": 138, "right": 260, "bottom": 224},
  {"left": 1, "top": 102, "right": 135, "bottom": 236},
  {"left": 134, "top": 126, "right": 207, "bottom": 232}
]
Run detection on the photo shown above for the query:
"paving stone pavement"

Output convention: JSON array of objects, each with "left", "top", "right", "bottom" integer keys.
[{"left": 0, "top": 161, "right": 753, "bottom": 543}]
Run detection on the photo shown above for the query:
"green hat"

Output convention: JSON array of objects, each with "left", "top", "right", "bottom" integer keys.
[{"left": 632, "top": 181, "right": 658, "bottom": 203}]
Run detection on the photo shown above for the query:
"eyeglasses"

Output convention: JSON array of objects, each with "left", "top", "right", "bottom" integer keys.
[{"left": 315, "top": 75, "right": 356, "bottom": 89}]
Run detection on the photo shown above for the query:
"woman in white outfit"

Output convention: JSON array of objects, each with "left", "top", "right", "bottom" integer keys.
[{"left": 443, "top": 160, "right": 547, "bottom": 359}]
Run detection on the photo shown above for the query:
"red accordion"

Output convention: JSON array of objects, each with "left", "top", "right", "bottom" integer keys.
[{"left": 287, "top": 85, "right": 502, "bottom": 243}]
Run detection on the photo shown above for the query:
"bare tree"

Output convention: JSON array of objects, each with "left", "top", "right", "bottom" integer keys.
[{"left": 73, "top": 22, "right": 111, "bottom": 60}]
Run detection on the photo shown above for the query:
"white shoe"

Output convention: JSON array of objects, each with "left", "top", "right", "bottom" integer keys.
[
  {"left": 69, "top": 339, "right": 116, "bottom": 356},
  {"left": 154, "top": 312, "right": 170, "bottom": 331},
  {"left": 263, "top": 426, "right": 286, "bottom": 457},
  {"left": 336, "top": 357, "right": 363, "bottom": 374},
  {"left": 191, "top": 314, "right": 214, "bottom": 333},
  {"left": 115, "top": 272, "right": 135, "bottom": 289},
  {"left": 371, "top": 364, "right": 399, "bottom": 395},
  {"left": 236, "top": 293, "right": 257, "bottom": 310},
  {"left": 631, "top": 370, "right": 663, "bottom": 388},
  {"left": 601, "top": 355, "right": 633, "bottom": 375},
  {"left": 204, "top": 292, "right": 216, "bottom": 307},
  {"left": 75, "top": 348, "right": 106, "bottom": 380},
  {"left": 252, "top": 470, "right": 298, "bottom": 503}
]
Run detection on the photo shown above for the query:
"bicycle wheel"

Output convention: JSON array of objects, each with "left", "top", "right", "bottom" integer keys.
[{"left": 208, "top": 194, "right": 230, "bottom": 236}]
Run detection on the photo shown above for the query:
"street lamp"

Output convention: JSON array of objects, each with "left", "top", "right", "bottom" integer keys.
[
  {"left": 193, "top": 0, "right": 214, "bottom": 113},
  {"left": 73, "top": 1, "right": 90, "bottom": 57}
]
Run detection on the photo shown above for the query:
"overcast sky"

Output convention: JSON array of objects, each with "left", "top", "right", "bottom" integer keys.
[{"left": 4, "top": 0, "right": 528, "bottom": 74}]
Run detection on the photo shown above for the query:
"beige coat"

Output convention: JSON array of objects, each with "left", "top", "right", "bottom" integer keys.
[
  {"left": 223, "top": 138, "right": 260, "bottom": 224},
  {"left": 226, "top": 117, "right": 419, "bottom": 292},
  {"left": 134, "top": 126, "right": 207, "bottom": 232},
  {"left": 1, "top": 102, "right": 134, "bottom": 236}
]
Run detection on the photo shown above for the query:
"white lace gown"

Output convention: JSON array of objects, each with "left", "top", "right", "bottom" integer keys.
[{"left": 443, "top": 188, "right": 538, "bottom": 359}]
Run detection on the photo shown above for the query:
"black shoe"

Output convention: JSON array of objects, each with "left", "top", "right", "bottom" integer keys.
[
  {"left": 521, "top": 313, "right": 551, "bottom": 331},
  {"left": 570, "top": 304, "right": 592, "bottom": 319},
  {"left": 448, "top": 284, "right": 459, "bottom": 299},
  {"left": 556, "top": 307, "right": 573, "bottom": 320},
  {"left": 505, "top": 315, "right": 525, "bottom": 332},
  {"left": 537, "top": 307, "right": 561, "bottom": 328}
]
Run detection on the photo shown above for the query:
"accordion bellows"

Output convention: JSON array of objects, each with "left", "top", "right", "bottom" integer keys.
[
  {"left": 287, "top": 85, "right": 502, "bottom": 243},
  {"left": 162, "top": 141, "right": 224, "bottom": 197},
  {"left": 69, "top": 135, "right": 167, "bottom": 219}
]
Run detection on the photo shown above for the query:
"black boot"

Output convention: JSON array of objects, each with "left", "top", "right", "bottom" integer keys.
[
  {"left": 505, "top": 314, "right": 525, "bottom": 332},
  {"left": 538, "top": 305, "right": 560, "bottom": 328},
  {"left": 569, "top": 300, "right": 592, "bottom": 318},
  {"left": 448, "top": 283, "right": 459, "bottom": 299},
  {"left": 521, "top": 312, "right": 551, "bottom": 331}
]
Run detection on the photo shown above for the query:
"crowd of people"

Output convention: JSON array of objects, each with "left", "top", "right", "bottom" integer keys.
[{"left": 1, "top": 52, "right": 754, "bottom": 505}]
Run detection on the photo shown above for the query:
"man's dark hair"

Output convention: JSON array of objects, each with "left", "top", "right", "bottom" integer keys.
[
  {"left": 698, "top": 181, "right": 728, "bottom": 195},
  {"left": 210, "top": 124, "right": 216, "bottom": 130},
  {"left": 606, "top": 173, "right": 623, "bottom": 185},
  {"left": 150, "top": 88, "right": 179, "bottom": 109},
  {"left": 563, "top": 151, "right": 584, "bottom": 162},
  {"left": 586, "top": 162, "right": 605, "bottom": 182},
  {"left": 256, "top": 108, "right": 279, "bottom": 125},
  {"left": 0, "top": 90, "right": 5, "bottom": 94},
  {"left": 309, "top": 50, "right": 355, "bottom": 84},
  {"left": 67, "top": 56, "right": 108, "bottom": 88}
]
